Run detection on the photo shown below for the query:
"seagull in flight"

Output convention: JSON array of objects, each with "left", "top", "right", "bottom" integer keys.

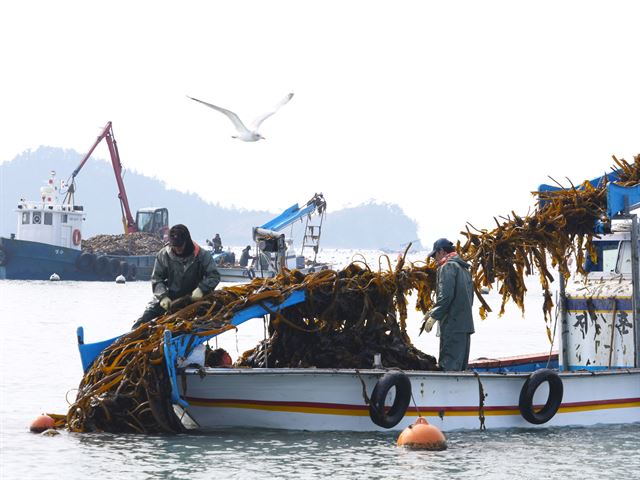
[{"left": 187, "top": 93, "right": 294, "bottom": 142}]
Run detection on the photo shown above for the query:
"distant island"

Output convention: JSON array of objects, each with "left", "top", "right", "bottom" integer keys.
[{"left": 0, "top": 147, "right": 423, "bottom": 251}]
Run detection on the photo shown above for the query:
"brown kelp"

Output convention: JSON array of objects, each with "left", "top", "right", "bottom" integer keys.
[{"left": 458, "top": 154, "right": 640, "bottom": 332}]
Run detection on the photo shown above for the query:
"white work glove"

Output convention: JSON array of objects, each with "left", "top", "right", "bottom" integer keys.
[
  {"left": 160, "top": 297, "right": 171, "bottom": 311},
  {"left": 191, "top": 287, "right": 204, "bottom": 300},
  {"left": 423, "top": 315, "right": 437, "bottom": 333}
]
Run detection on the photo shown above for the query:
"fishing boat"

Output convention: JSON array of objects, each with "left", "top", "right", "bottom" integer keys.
[
  {"left": 75, "top": 173, "right": 640, "bottom": 433},
  {"left": 0, "top": 123, "right": 170, "bottom": 282},
  {"left": 213, "top": 193, "right": 331, "bottom": 282},
  {"left": 0, "top": 171, "right": 156, "bottom": 281}
]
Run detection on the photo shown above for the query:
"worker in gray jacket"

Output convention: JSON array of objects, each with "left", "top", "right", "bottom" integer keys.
[
  {"left": 422, "top": 238, "right": 475, "bottom": 371},
  {"left": 133, "top": 224, "right": 220, "bottom": 328}
]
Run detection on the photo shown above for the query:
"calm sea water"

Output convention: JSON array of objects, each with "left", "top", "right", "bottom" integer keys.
[{"left": 1, "top": 250, "right": 639, "bottom": 479}]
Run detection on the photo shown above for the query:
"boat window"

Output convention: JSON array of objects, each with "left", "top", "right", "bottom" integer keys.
[
  {"left": 615, "top": 240, "right": 640, "bottom": 274},
  {"left": 44, "top": 212, "right": 53, "bottom": 225},
  {"left": 62, "top": 214, "right": 68, "bottom": 223},
  {"left": 585, "top": 241, "right": 619, "bottom": 273},
  {"left": 136, "top": 211, "right": 153, "bottom": 232},
  {"left": 32, "top": 213, "right": 42, "bottom": 224},
  {"left": 22, "top": 212, "right": 30, "bottom": 224}
]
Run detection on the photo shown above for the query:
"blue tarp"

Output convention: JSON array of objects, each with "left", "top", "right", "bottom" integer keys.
[
  {"left": 76, "top": 290, "right": 307, "bottom": 406},
  {"left": 538, "top": 169, "right": 640, "bottom": 222},
  {"left": 260, "top": 203, "right": 317, "bottom": 232},
  {"left": 606, "top": 183, "right": 640, "bottom": 217}
]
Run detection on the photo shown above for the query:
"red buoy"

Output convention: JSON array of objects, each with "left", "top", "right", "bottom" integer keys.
[
  {"left": 30, "top": 414, "right": 55, "bottom": 433},
  {"left": 397, "top": 417, "right": 447, "bottom": 450}
]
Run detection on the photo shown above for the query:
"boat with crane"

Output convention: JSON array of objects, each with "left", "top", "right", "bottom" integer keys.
[{"left": 0, "top": 122, "right": 168, "bottom": 281}]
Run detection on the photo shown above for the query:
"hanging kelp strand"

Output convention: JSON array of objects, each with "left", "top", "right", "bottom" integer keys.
[{"left": 460, "top": 154, "right": 640, "bottom": 325}]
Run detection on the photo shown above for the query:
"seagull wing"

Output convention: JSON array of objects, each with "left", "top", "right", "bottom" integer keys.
[
  {"left": 249, "top": 92, "right": 294, "bottom": 131},
  {"left": 187, "top": 96, "right": 251, "bottom": 135}
]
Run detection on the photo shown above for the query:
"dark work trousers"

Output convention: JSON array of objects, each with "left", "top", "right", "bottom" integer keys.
[
  {"left": 439, "top": 332, "right": 471, "bottom": 371},
  {"left": 133, "top": 299, "right": 166, "bottom": 329}
]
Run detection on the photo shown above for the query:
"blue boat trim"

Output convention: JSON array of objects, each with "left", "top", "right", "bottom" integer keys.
[
  {"left": 472, "top": 358, "right": 559, "bottom": 373},
  {"left": 566, "top": 297, "right": 632, "bottom": 312},
  {"left": 77, "top": 326, "right": 123, "bottom": 372}
]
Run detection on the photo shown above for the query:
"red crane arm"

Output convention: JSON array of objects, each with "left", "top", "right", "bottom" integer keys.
[{"left": 68, "top": 121, "right": 137, "bottom": 233}]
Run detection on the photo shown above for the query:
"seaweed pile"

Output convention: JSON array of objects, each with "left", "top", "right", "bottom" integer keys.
[
  {"left": 66, "top": 258, "right": 437, "bottom": 433},
  {"left": 237, "top": 260, "right": 437, "bottom": 370},
  {"left": 82, "top": 232, "right": 165, "bottom": 256}
]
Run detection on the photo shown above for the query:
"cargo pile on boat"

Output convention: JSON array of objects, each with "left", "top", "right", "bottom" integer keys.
[
  {"left": 82, "top": 232, "right": 165, "bottom": 256},
  {"left": 65, "top": 258, "right": 437, "bottom": 433}
]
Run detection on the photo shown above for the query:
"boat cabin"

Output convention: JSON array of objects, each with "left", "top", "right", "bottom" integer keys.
[
  {"left": 14, "top": 172, "right": 85, "bottom": 250},
  {"left": 562, "top": 207, "right": 639, "bottom": 371}
]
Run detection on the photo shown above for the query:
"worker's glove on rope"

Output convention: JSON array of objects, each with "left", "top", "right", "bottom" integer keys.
[
  {"left": 191, "top": 287, "right": 204, "bottom": 301},
  {"left": 160, "top": 297, "right": 171, "bottom": 311},
  {"left": 423, "top": 315, "right": 437, "bottom": 333}
]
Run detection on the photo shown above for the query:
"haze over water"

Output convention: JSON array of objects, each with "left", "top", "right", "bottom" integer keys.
[{"left": 1, "top": 249, "right": 638, "bottom": 479}]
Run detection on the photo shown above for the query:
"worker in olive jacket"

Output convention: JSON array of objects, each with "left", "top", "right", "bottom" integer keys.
[
  {"left": 133, "top": 224, "right": 220, "bottom": 328},
  {"left": 422, "top": 238, "right": 475, "bottom": 371}
]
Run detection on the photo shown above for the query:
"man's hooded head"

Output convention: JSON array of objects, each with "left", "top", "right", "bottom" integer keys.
[{"left": 169, "top": 224, "right": 194, "bottom": 257}]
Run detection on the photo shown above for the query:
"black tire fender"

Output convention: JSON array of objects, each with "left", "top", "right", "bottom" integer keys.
[
  {"left": 95, "top": 255, "right": 110, "bottom": 276},
  {"left": 119, "top": 261, "right": 129, "bottom": 277},
  {"left": 518, "top": 368, "right": 563, "bottom": 425},
  {"left": 75, "top": 253, "right": 96, "bottom": 272},
  {"left": 108, "top": 258, "right": 122, "bottom": 277},
  {"left": 127, "top": 264, "right": 138, "bottom": 281},
  {"left": 369, "top": 371, "right": 412, "bottom": 429}
]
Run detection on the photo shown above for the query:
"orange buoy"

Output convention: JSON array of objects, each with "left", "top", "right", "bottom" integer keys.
[
  {"left": 397, "top": 417, "right": 447, "bottom": 450},
  {"left": 221, "top": 351, "right": 232, "bottom": 367},
  {"left": 30, "top": 414, "right": 55, "bottom": 433}
]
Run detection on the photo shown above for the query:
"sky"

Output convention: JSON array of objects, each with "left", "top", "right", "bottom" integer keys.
[{"left": 1, "top": 0, "right": 639, "bottom": 248}]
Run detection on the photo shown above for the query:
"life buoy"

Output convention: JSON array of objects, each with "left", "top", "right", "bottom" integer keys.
[
  {"left": 75, "top": 252, "right": 96, "bottom": 272},
  {"left": 369, "top": 371, "right": 412, "bottom": 429},
  {"left": 518, "top": 368, "right": 563, "bottom": 425},
  {"left": 72, "top": 229, "right": 82, "bottom": 246}
]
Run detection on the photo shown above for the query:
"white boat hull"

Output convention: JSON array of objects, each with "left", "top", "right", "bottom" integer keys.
[{"left": 180, "top": 368, "right": 640, "bottom": 432}]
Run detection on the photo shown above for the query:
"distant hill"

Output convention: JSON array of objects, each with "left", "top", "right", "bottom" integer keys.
[{"left": 0, "top": 147, "right": 422, "bottom": 250}]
